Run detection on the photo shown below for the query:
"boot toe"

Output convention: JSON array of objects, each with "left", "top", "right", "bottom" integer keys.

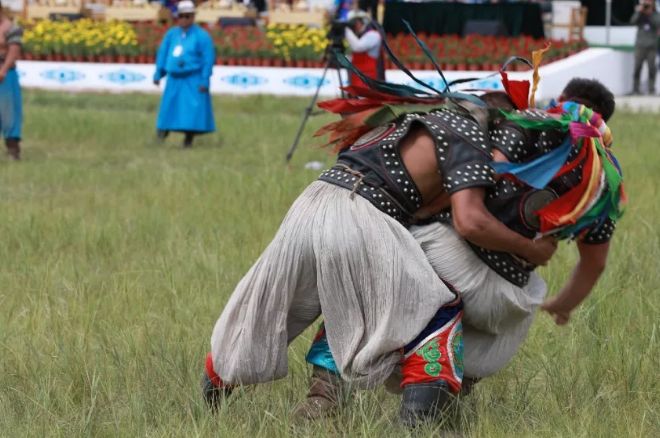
[
  {"left": 292, "top": 395, "right": 338, "bottom": 421},
  {"left": 399, "top": 381, "right": 454, "bottom": 428},
  {"left": 201, "top": 373, "right": 231, "bottom": 410}
]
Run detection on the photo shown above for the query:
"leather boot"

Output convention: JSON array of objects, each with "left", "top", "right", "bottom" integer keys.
[
  {"left": 399, "top": 380, "right": 454, "bottom": 428},
  {"left": 6, "top": 138, "right": 20, "bottom": 160},
  {"left": 292, "top": 366, "right": 346, "bottom": 420},
  {"left": 156, "top": 130, "right": 169, "bottom": 142},
  {"left": 201, "top": 372, "right": 232, "bottom": 410},
  {"left": 183, "top": 132, "right": 194, "bottom": 148}
]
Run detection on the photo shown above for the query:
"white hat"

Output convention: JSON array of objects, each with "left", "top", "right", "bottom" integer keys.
[
  {"left": 346, "top": 10, "right": 370, "bottom": 23},
  {"left": 177, "top": 0, "right": 196, "bottom": 14}
]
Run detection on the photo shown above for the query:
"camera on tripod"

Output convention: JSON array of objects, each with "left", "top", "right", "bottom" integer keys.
[
  {"left": 327, "top": 20, "right": 348, "bottom": 50},
  {"left": 323, "top": 20, "right": 350, "bottom": 67}
]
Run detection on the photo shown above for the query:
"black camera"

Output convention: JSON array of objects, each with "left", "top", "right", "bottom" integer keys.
[{"left": 327, "top": 20, "right": 348, "bottom": 49}]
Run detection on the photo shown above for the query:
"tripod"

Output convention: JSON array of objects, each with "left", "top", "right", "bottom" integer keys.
[{"left": 285, "top": 49, "right": 346, "bottom": 163}]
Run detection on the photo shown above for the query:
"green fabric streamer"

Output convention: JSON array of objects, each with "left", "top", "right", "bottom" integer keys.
[
  {"left": 505, "top": 106, "right": 625, "bottom": 239},
  {"left": 501, "top": 110, "right": 568, "bottom": 131}
]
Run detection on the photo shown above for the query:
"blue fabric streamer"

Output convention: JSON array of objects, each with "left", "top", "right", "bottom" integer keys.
[
  {"left": 491, "top": 139, "right": 573, "bottom": 189},
  {"left": 607, "top": 149, "right": 623, "bottom": 175}
]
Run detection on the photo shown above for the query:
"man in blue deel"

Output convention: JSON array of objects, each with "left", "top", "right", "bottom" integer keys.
[
  {"left": 153, "top": 0, "right": 216, "bottom": 148},
  {"left": 0, "top": 1, "right": 23, "bottom": 161}
]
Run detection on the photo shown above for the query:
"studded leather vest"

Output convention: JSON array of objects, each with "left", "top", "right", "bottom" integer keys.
[
  {"left": 467, "top": 111, "right": 617, "bottom": 286},
  {"left": 318, "top": 108, "right": 495, "bottom": 226}
]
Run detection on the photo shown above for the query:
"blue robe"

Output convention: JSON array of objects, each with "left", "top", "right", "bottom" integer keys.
[
  {"left": 0, "top": 68, "right": 22, "bottom": 139},
  {"left": 154, "top": 24, "right": 216, "bottom": 133}
]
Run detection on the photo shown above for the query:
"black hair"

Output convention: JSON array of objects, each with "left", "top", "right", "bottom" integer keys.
[
  {"left": 480, "top": 91, "right": 516, "bottom": 130},
  {"left": 480, "top": 91, "right": 516, "bottom": 111},
  {"left": 560, "top": 78, "right": 616, "bottom": 121}
]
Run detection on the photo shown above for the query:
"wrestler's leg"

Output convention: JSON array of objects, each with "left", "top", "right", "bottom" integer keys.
[
  {"left": 410, "top": 221, "right": 547, "bottom": 378},
  {"left": 293, "top": 323, "right": 348, "bottom": 420},
  {"left": 203, "top": 280, "right": 321, "bottom": 409},
  {"left": 202, "top": 183, "right": 325, "bottom": 407},
  {"left": 298, "top": 296, "right": 465, "bottom": 426},
  {"left": 399, "top": 297, "right": 464, "bottom": 427}
]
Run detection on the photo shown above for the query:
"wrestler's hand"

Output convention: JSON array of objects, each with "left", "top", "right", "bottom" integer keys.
[
  {"left": 199, "top": 85, "right": 209, "bottom": 93},
  {"left": 153, "top": 79, "right": 160, "bottom": 86},
  {"left": 540, "top": 297, "right": 572, "bottom": 325},
  {"left": 521, "top": 236, "right": 557, "bottom": 266}
]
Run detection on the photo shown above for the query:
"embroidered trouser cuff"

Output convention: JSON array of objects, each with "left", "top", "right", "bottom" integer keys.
[
  {"left": 400, "top": 298, "right": 464, "bottom": 394},
  {"left": 205, "top": 352, "right": 227, "bottom": 388}
]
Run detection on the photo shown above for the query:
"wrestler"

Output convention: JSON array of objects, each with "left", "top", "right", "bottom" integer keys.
[
  {"left": 297, "top": 79, "right": 623, "bottom": 426},
  {"left": 200, "top": 87, "right": 559, "bottom": 422}
]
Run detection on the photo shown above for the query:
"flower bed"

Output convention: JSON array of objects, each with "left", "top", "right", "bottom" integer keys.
[
  {"left": 386, "top": 33, "right": 586, "bottom": 71},
  {"left": 20, "top": 20, "right": 587, "bottom": 70},
  {"left": 22, "top": 19, "right": 140, "bottom": 62}
]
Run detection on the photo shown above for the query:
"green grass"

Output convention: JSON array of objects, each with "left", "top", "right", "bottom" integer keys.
[{"left": 0, "top": 90, "right": 658, "bottom": 437}]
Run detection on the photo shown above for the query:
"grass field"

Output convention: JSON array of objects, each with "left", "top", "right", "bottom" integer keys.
[{"left": 0, "top": 90, "right": 658, "bottom": 437}]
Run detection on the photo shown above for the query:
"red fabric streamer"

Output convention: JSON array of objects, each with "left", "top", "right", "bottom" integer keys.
[
  {"left": 317, "top": 98, "right": 387, "bottom": 114},
  {"left": 536, "top": 142, "right": 595, "bottom": 231},
  {"left": 314, "top": 108, "right": 381, "bottom": 152},
  {"left": 500, "top": 71, "right": 530, "bottom": 110}
]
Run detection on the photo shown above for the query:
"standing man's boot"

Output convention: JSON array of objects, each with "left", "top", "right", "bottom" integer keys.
[
  {"left": 183, "top": 132, "right": 194, "bottom": 148},
  {"left": 292, "top": 366, "right": 346, "bottom": 420},
  {"left": 5, "top": 138, "right": 20, "bottom": 160},
  {"left": 156, "top": 130, "right": 169, "bottom": 142}
]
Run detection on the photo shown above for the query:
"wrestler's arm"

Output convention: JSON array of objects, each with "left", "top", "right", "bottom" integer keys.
[
  {"left": 541, "top": 241, "right": 609, "bottom": 325},
  {"left": 450, "top": 188, "right": 556, "bottom": 266}
]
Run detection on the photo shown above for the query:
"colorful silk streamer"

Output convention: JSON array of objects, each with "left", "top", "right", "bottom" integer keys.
[
  {"left": 496, "top": 102, "right": 626, "bottom": 239},
  {"left": 491, "top": 139, "right": 572, "bottom": 189}
]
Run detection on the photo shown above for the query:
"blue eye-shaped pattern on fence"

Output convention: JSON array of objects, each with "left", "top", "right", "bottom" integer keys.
[
  {"left": 220, "top": 72, "right": 267, "bottom": 88},
  {"left": 40, "top": 68, "right": 85, "bottom": 84},
  {"left": 101, "top": 69, "right": 146, "bottom": 85},
  {"left": 16, "top": 70, "right": 26, "bottom": 78},
  {"left": 407, "top": 77, "right": 448, "bottom": 92},
  {"left": 283, "top": 74, "right": 329, "bottom": 89},
  {"left": 407, "top": 76, "right": 503, "bottom": 93},
  {"left": 469, "top": 78, "right": 503, "bottom": 90}
]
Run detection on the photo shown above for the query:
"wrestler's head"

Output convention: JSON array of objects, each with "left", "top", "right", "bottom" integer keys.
[
  {"left": 480, "top": 91, "right": 516, "bottom": 112},
  {"left": 480, "top": 91, "right": 517, "bottom": 133},
  {"left": 559, "top": 78, "right": 616, "bottom": 121}
]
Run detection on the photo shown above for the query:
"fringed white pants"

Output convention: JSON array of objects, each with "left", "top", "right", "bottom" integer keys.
[
  {"left": 411, "top": 223, "right": 547, "bottom": 378},
  {"left": 210, "top": 181, "right": 456, "bottom": 388}
]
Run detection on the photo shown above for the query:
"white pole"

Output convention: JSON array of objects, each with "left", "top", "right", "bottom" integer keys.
[{"left": 605, "top": 0, "right": 612, "bottom": 45}]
